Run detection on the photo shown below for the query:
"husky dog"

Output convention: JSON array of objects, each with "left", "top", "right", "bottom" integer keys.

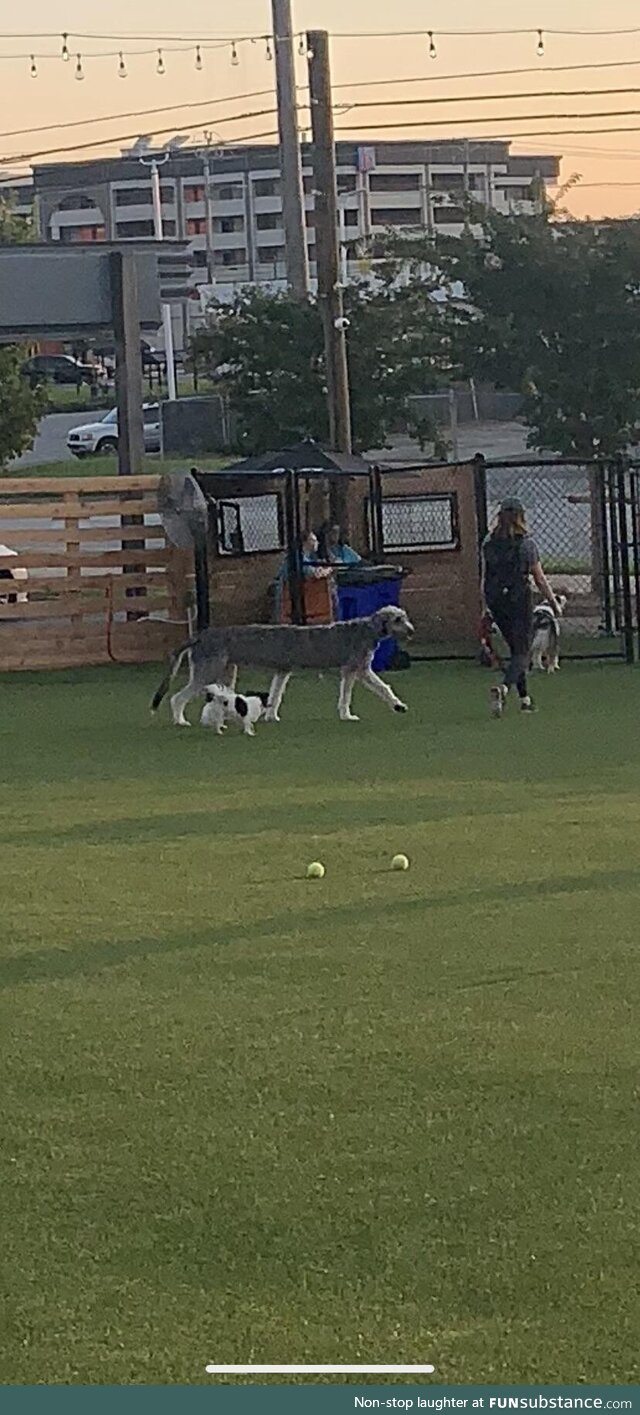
[{"left": 531, "top": 594, "right": 567, "bottom": 673}]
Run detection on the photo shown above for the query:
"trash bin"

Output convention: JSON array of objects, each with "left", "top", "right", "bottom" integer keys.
[{"left": 335, "top": 564, "right": 406, "bottom": 670}]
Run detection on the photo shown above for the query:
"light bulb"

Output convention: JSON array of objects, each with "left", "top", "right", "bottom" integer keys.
[
  {"left": 30, "top": 54, "right": 37, "bottom": 77},
  {"left": 195, "top": 44, "right": 203, "bottom": 70},
  {"left": 428, "top": 30, "right": 437, "bottom": 59},
  {"left": 75, "top": 53, "right": 84, "bottom": 81},
  {"left": 118, "top": 51, "right": 127, "bottom": 78},
  {"left": 265, "top": 37, "right": 273, "bottom": 60},
  {"left": 536, "top": 29, "right": 544, "bottom": 56},
  {"left": 61, "top": 32, "right": 69, "bottom": 62},
  {"left": 231, "top": 41, "right": 239, "bottom": 66},
  {"left": 156, "top": 47, "right": 165, "bottom": 74},
  {"left": 298, "top": 35, "right": 306, "bottom": 56}
]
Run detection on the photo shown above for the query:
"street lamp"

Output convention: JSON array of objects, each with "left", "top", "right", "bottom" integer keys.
[{"left": 138, "top": 139, "right": 186, "bottom": 401}]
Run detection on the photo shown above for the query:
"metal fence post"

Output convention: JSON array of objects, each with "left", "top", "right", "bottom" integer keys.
[
  {"left": 284, "top": 469, "right": 305, "bottom": 625},
  {"left": 615, "top": 457, "right": 635, "bottom": 664}
]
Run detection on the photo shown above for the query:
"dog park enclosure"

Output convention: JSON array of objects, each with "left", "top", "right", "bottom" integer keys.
[
  {"left": 0, "top": 474, "right": 192, "bottom": 671},
  {"left": 1, "top": 455, "right": 638, "bottom": 671}
]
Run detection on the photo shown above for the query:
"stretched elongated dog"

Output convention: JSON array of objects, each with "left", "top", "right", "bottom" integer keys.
[{"left": 151, "top": 606, "right": 414, "bottom": 726}]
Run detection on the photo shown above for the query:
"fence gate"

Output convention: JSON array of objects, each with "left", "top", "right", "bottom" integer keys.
[{"left": 482, "top": 458, "right": 635, "bottom": 662}]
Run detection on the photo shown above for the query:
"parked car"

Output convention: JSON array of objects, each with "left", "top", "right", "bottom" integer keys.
[
  {"left": 66, "top": 405, "right": 162, "bottom": 458},
  {"left": 22, "top": 354, "right": 95, "bottom": 387}
]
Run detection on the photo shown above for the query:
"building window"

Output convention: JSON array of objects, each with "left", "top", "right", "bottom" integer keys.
[
  {"left": 369, "top": 172, "right": 421, "bottom": 192},
  {"left": 253, "top": 177, "right": 280, "bottom": 198},
  {"left": 217, "top": 495, "right": 283, "bottom": 555},
  {"left": 216, "top": 183, "right": 244, "bottom": 201},
  {"left": 343, "top": 209, "right": 359, "bottom": 227},
  {"left": 381, "top": 494, "right": 459, "bottom": 552},
  {"left": 432, "top": 206, "right": 465, "bottom": 225},
  {"left": 192, "top": 249, "right": 209, "bottom": 267},
  {"left": 215, "top": 215, "right": 244, "bottom": 234},
  {"left": 59, "top": 225, "right": 106, "bottom": 243},
  {"left": 186, "top": 218, "right": 206, "bottom": 236},
  {"left": 430, "top": 171, "right": 465, "bottom": 191},
  {"left": 256, "top": 246, "right": 284, "bottom": 264},
  {"left": 184, "top": 184, "right": 205, "bottom": 203},
  {"left": 498, "top": 183, "right": 534, "bottom": 202},
  {"left": 302, "top": 175, "right": 315, "bottom": 195},
  {"left": 256, "top": 212, "right": 281, "bottom": 230},
  {"left": 337, "top": 174, "right": 357, "bottom": 193},
  {"left": 115, "top": 219, "right": 155, "bottom": 238},
  {"left": 114, "top": 184, "right": 174, "bottom": 206},
  {"left": 370, "top": 208, "right": 422, "bottom": 227},
  {"left": 213, "top": 248, "right": 247, "bottom": 267}
]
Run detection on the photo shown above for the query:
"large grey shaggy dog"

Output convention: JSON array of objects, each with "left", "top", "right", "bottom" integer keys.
[{"left": 151, "top": 606, "right": 414, "bottom": 725}]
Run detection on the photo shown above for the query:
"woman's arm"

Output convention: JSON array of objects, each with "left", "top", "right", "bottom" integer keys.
[{"left": 531, "top": 561, "right": 561, "bottom": 615}]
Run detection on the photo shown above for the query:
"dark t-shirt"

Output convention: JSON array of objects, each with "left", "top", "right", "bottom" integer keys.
[{"left": 482, "top": 532, "right": 539, "bottom": 604}]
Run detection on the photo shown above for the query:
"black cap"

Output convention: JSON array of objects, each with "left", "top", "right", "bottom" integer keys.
[{"left": 499, "top": 497, "right": 525, "bottom": 515}]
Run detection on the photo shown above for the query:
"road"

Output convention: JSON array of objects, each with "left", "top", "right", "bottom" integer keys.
[
  {"left": 11, "top": 411, "right": 97, "bottom": 469},
  {"left": 11, "top": 411, "right": 530, "bottom": 471}
]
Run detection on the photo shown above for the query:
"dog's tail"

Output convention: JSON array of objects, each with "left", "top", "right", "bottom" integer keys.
[{"left": 150, "top": 639, "right": 196, "bottom": 714}]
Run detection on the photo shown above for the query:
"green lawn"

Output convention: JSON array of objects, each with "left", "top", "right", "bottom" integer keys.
[
  {"left": 9, "top": 453, "right": 228, "bottom": 480},
  {"left": 1, "top": 661, "right": 639, "bottom": 1385}
]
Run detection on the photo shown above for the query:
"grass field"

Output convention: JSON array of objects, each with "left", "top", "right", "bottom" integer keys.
[
  {"left": 1, "top": 661, "right": 640, "bottom": 1385},
  {"left": 9, "top": 454, "right": 228, "bottom": 480}
]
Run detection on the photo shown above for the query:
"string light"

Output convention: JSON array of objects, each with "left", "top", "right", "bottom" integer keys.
[
  {"left": 428, "top": 30, "right": 437, "bottom": 59},
  {"left": 265, "top": 36, "right": 273, "bottom": 61},
  {"left": 75, "top": 52, "right": 84, "bottom": 80},
  {"left": 298, "top": 34, "right": 306, "bottom": 56},
  {"left": 61, "top": 32, "right": 69, "bottom": 61},
  {"left": 231, "top": 41, "right": 239, "bottom": 66},
  {"left": 118, "top": 50, "right": 127, "bottom": 77},
  {"left": 537, "top": 29, "right": 545, "bottom": 56},
  {"left": 29, "top": 54, "right": 37, "bottom": 77},
  {"left": 156, "top": 47, "right": 165, "bottom": 74},
  {"left": 195, "top": 44, "right": 203, "bottom": 70}
]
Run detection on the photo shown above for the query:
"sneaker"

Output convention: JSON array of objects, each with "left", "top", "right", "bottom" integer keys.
[
  {"left": 490, "top": 685, "right": 507, "bottom": 718},
  {"left": 520, "top": 696, "right": 537, "bottom": 713}
]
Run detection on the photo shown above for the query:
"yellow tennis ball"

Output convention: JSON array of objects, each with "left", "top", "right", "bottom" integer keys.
[
  {"left": 306, "top": 861, "right": 326, "bottom": 879},
  {"left": 391, "top": 853, "right": 410, "bottom": 872}
]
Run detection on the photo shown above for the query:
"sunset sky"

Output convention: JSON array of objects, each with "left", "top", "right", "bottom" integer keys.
[{"left": 2, "top": 0, "right": 640, "bottom": 218}]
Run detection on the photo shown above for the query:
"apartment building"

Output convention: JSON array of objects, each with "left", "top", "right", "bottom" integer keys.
[{"left": 31, "top": 138, "right": 559, "bottom": 339}]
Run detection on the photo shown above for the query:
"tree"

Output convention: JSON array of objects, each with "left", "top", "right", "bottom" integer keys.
[
  {"left": 191, "top": 281, "right": 450, "bottom": 454},
  {"left": 0, "top": 198, "right": 46, "bottom": 470},
  {"left": 419, "top": 204, "right": 640, "bottom": 458}
]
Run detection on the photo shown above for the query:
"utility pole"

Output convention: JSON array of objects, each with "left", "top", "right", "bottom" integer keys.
[
  {"left": 141, "top": 153, "right": 178, "bottom": 401},
  {"left": 272, "top": 0, "right": 309, "bottom": 298},
  {"left": 308, "top": 28, "right": 352, "bottom": 456},
  {"left": 202, "top": 132, "right": 216, "bottom": 287}
]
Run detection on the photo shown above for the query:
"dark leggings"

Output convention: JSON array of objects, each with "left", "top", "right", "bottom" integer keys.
[{"left": 489, "top": 594, "right": 533, "bottom": 699}]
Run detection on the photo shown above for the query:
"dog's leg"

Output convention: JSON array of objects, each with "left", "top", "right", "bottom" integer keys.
[
  {"left": 243, "top": 722, "right": 256, "bottom": 737},
  {"left": 264, "top": 671, "right": 291, "bottom": 723},
  {"left": 359, "top": 667, "right": 408, "bottom": 713},
  {"left": 224, "top": 664, "right": 238, "bottom": 691},
  {"left": 338, "top": 670, "right": 359, "bottom": 721},
  {"left": 170, "top": 681, "right": 199, "bottom": 726}
]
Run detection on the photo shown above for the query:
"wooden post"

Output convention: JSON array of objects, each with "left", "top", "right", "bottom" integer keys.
[{"left": 110, "top": 251, "right": 145, "bottom": 477}]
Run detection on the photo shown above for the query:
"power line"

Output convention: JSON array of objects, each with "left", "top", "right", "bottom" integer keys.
[
  {"left": 0, "top": 88, "right": 276, "bottom": 142},
  {"left": 335, "top": 107, "right": 640, "bottom": 133},
  {"left": 346, "top": 85, "right": 640, "bottom": 112},
  {"left": 6, "top": 80, "right": 640, "bottom": 147},
  {"left": 335, "top": 121, "right": 640, "bottom": 143},
  {"left": 0, "top": 112, "right": 283, "bottom": 166},
  {"left": 332, "top": 58, "right": 640, "bottom": 92}
]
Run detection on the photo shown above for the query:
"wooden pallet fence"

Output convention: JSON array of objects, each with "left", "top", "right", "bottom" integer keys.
[{"left": 0, "top": 475, "right": 193, "bottom": 671}]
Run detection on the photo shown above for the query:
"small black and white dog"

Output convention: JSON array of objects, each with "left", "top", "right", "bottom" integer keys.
[
  {"left": 200, "top": 686, "right": 270, "bottom": 737},
  {"left": 531, "top": 594, "right": 567, "bottom": 673}
]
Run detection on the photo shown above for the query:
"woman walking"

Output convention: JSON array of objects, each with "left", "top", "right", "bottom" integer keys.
[{"left": 482, "top": 497, "right": 560, "bottom": 717}]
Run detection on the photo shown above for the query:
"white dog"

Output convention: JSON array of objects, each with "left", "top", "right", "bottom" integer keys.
[
  {"left": 200, "top": 686, "right": 269, "bottom": 737},
  {"left": 531, "top": 594, "right": 567, "bottom": 673}
]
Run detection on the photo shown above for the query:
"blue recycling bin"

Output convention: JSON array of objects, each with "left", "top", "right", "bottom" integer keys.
[{"left": 336, "top": 568, "right": 405, "bottom": 670}]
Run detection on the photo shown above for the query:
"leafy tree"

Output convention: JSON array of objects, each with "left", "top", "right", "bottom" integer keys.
[
  {"left": 192, "top": 282, "right": 450, "bottom": 454},
  {"left": 408, "top": 204, "right": 640, "bottom": 458},
  {"left": 0, "top": 198, "right": 46, "bottom": 470}
]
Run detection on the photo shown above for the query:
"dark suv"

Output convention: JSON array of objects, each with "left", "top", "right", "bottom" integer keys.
[{"left": 22, "top": 354, "right": 95, "bottom": 387}]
